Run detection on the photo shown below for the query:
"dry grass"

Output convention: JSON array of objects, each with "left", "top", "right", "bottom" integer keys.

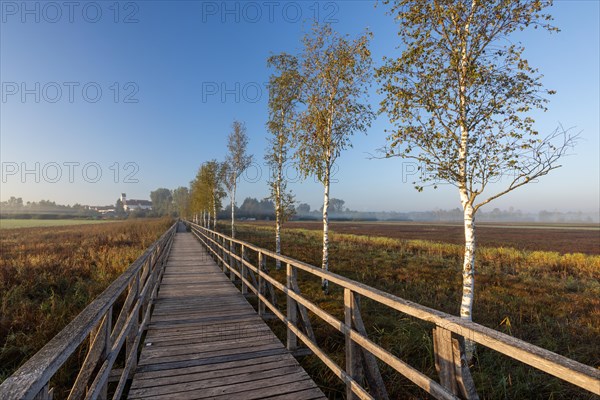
[
  {"left": 232, "top": 222, "right": 600, "bottom": 400},
  {"left": 0, "top": 218, "right": 173, "bottom": 391}
]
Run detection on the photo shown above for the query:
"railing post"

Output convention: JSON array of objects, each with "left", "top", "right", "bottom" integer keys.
[
  {"left": 225, "top": 237, "right": 230, "bottom": 276},
  {"left": 217, "top": 235, "right": 222, "bottom": 270},
  {"left": 230, "top": 240, "right": 236, "bottom": 282},
  {"left": 222, "top": 236, "right": 227, "bottom": 274},
  {"left": 127, "top": 271, "right": 141, "bottom": 375},
  {"left": 286, "top": 263, "right": 298, "bottom": 351},
  {"left": 212, "top": 231, "right": 217, "bottom": 265},
  {"left": 241, "top": 244, "right": 248, "bottom": 294},
  {"left": 344, "top": 288, "right": 360, "bottom": 400},
  {"left": 258, "top": 251, "right": 265, "bottom": 316},
  {"left": 433, "top": 327, "right": 479, "bottom": 399},
  {"left": 99, "top": 306, "right": 112, "bottom": 400},
  {"left": 207, "top": 228, "right": 212, "bottom": 255},
  {"left": 433, "top": 326, "right": 457, "bottom": 395}
]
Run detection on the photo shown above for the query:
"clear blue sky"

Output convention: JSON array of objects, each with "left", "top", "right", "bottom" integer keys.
[{"left": 1, "top": 0, "right": 598, "bottom": 213}]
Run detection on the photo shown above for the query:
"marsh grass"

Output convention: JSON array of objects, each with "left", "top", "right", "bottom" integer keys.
[
  {"left": 231, "top": 222, "right": 600, "bottom": 399},
  {"left": 0, "top": 218, "right": 173, "bottom": 396}
]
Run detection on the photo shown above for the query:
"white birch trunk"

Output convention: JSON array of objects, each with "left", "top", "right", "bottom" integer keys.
[
  {"left": 212, "top": 200, "right": 217, "bottom": 231},
  {"left": 275, "top": 214, "right": 281, "bottom": 270},
  {"left": 275, "top": 149, "right": 283, "bottom": 270},
  {"left": 231, "top": 183, "right": 236, "bottom": 239},
  {"left": 460, "top": 202, "right": 476, "bottom": 320},
  {"left": 321, "top": 163, "right": 331, "bottom": 293},
  {"left": 460, "top": 201, "right": 476, "bottom": 359}
]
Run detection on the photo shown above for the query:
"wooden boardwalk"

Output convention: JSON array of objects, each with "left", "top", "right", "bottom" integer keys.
[{"left": 127, "top": 230, "right": 326, "bottom": 400}]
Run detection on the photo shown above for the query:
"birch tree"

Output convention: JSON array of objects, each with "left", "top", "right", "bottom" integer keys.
[
  {"left": 266, "top": 53, "right": 299, "bottom": 270},
  {"left": 295, "top": 23, "right": 374, "bottom": 292},
  {"left": 377, "top": 0, "right": 575, "bottom": 356},
  {"left": 225, "top": 121, "right": 253, "bottom": 238}
]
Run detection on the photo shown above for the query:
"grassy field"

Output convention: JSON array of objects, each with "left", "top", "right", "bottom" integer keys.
[
  {"left": 0, "top": 219, "right": 111, "bottom": 229},
  {"left": 232, "top": 222, "right": 600, "bottom": 399},
  {"left": 0, "top": 218, "right": 174, "bottom": 396}
]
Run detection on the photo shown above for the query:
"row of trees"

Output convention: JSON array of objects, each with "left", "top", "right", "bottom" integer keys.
[
  {"left": 187, "top": 121, "right": 254, "bottom": 239},
  {"left": 187, "top": 0, "right": 576, "bottom": 358}
]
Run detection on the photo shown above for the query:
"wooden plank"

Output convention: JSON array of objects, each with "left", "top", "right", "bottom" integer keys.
[
  {"left": 144, "top": 318, "right": 262, "bottom": 337},
  {"left": 129, "top": 373, "right": 313, "bottom": 400},
  {"left": 135, "top": 348, "right": 289, "bottom": 373},
  {"left": 130, "top": 358, "right": 299, "bottom": 389},
  {"left": 144, "top": 324, "right": 271, "bottom": 345},
  {"left": 132, "top": 353, "right": 292, "bottom": 381},
  {"left": 128, "top": 365, "right": 305, "bottom": 398},
  {"left": 139, "top": 339, "right": 282, "bottom": 362}
]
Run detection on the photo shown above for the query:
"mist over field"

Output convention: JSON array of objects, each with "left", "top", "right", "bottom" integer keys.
[{"left": 2, "top": 196, "right": 598, "bottom": 224}]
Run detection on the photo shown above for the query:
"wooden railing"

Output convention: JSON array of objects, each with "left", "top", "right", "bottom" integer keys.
[
  {"left": 0, "top": 221, "right": 178, "bottom": 400},
  {"left": 187, "top": 221, "right": 600, "bottom": 400}
]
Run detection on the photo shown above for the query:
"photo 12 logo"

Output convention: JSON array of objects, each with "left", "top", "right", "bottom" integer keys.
[
  {"left": 225, "top": 160, "right": 340, "bottom": 185},
  {"left": 2, "top": 162, "right": 140, "bottom": 184},
  {"left": 201, "top": 81, "right": 267, "bottom": 104},
  {"left": 1, "top": 1, "right": 140, "bottom": 24},
  {"left": 1, "top": 82, "right": 140, "bottom": 104},
  {"left": 400, "top": 162, "right": 540, "bottom": 186},
  {"left": 200, "top": 1, "right": 339, "bottom": 24}
]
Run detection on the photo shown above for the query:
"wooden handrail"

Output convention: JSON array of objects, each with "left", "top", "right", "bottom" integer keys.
[
  {"left": 187, "top": 221, "right": 600, "bottom": 399},
  {"left": 0, "top": 221, "right": 178, "bottom": 400}
]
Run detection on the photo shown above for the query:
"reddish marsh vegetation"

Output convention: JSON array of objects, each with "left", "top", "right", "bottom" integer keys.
[
  {"left": 0, "top": 218, "right": 173, "bottom": 388},
  {"left": 249, "top": 221, "right": 600, "bottom": 255}
]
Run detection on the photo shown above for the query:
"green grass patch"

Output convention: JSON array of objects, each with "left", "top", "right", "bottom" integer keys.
[{"left": 0, "top": 219, "right": 111, "bottom": 229}]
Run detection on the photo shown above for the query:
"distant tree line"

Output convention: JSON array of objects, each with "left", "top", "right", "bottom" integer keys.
[{"left": 0, "top": 197, "right": 101, "bottom": 219}]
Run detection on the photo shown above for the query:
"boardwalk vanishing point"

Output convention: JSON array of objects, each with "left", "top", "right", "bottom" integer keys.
[{"left": 128, "top": 227, "right": 326, "bottom": 399}]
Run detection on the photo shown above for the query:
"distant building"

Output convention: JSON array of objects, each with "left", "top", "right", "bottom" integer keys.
[
  {"left": 91, "top": 206, "right": 116, "bottom": 215},
  {"left": 121, "top": 193, "right": 152, "bottom": 212}
]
